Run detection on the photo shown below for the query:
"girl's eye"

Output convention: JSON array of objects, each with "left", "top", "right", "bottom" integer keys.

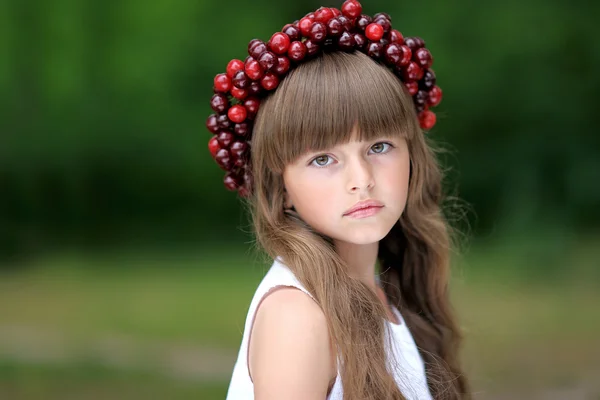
[
  {"left": 310, "top": 155, "right": 333, "bottom": 167},
  {"left": 369, "top": 142, "right": 392, "bottom": 154}
]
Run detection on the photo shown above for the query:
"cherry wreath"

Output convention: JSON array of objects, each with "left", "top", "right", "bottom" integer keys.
[{"left": 206, "top": 0, "right": 443, "bottom": 197}]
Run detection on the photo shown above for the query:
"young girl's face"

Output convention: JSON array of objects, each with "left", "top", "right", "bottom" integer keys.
[{"left": 283, "top": 129, "right": 410, "bottom": 246}]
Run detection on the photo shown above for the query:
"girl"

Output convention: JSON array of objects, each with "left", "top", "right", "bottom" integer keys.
[{"left": 207, "top": 2, "right": 470, "bottom": 399}]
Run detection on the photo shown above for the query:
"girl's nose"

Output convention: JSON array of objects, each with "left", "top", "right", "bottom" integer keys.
[{"left": 346, "top": 156, "right": 375, "bottom": 193}]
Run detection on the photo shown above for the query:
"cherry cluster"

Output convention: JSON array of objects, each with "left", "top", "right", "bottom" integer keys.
[{"left": 207, "top": 0, "right": 443, "bottom": 196}]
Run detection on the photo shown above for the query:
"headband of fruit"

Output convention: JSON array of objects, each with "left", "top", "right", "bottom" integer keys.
[{"left": 207, "top": 0, "right": 442, "bottom": 197}]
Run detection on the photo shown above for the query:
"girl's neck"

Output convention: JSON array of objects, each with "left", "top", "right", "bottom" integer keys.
[
  {"left": 333, "top": 239, "right": 400, "bottom": 325},
  {"left": 334, "top": 240, "right": 379, "bottom": 291}
]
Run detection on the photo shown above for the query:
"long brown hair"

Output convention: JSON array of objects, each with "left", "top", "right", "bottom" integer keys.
[{"left": 247, "top": 51, "right": 470, "bottom": 399}]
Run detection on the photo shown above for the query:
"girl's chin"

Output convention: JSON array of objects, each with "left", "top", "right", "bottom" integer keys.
[{"left": 332, "top": 229, "right": 391, "bottom": 246}]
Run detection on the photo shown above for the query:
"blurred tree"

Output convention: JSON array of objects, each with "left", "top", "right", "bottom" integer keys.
[{"left": 0, "top": 0, "right": 598, "bottom": 260}]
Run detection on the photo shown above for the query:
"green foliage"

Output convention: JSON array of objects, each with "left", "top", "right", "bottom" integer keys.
[{"left": 1, "top": 0, "right": 599, "bottom": 257}]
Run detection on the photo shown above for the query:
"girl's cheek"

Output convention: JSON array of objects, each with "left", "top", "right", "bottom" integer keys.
[
  {"left": 298, "top": 170, "right": 332, "bottom": 191},
  {"left": 307, "top": 166, "right": 337, "bottom": 180}
]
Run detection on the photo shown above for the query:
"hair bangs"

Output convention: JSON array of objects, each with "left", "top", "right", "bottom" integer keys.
[{"left": 253, "top": 51, "right": 419, "bottom": 173}]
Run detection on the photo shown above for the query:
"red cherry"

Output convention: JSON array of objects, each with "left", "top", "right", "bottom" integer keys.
[
  {"left": 398, "top": 45, "right": 412, "bottom": 66},
  {"left": 366, "top": 42, "right": 383, "bottom": 59},
  {"left": 217, "top": 114, "right": 231, "bottom": 129},
  {"left": 208, "top": 136, "right": 220, "bottom": 157},
  {"left": 210, "top": 93, "right": 229, "bottom": 113},
  {"left": 404, "top": 37, "right": 424, "bottom": 51},
  {"left": 304, "top": 40, "right": 321, "bottom": 57},
  {"left": 230, "top": 141, "right": 249, "bottom": 160},
  {"left": 231, "top": 86, "right": 248, "bottom": 100},
  {"left": 414, "top": 90, "right": 429, "bottom": 107},
  {"left": 234, "top": 156, "right": 245, "bottom": 168},
  {"left": 419, "top": 110, "right": 436, "bottom": 130},
  {"left": 224, "top": 172, "right": 242, "bottom": 191},
  {"left": 245, "top": 59, "right": 264, "bottom": 80},
  {"left": 405, "top": 81, "right": 419, "bottom": 96},
  {"left": 213, "top": 73, "right": 232, "bottom": 93},
  {"left": 217, "top": 131, "right": 234, "bottom": 148},
  {"left": 416, "top": 104, "right": 429, "bottom": 115},
  {"left": 337, "top": 15, "right": 355, "bottom": 31},
  {"left": 273, "top": 55, "right": 291, "bottom": 75},
  {"left": 315, "top": 7, "right": 335, "bottom": 23},
  {"left": 374, "top": 12, "right": 392, "bottom": 22},
  {"left": 282, "top": 24, "right": 301, "bottom": 41},
  {"left": 330, "top": 8, "right": 341, "bottom": 17},
  {"left": 249, "top": 41, "right": 267, "bottom": 59},
  {"left": 414, "top": 47, "right": 433, "bottom": 69},
  {"left": 248, "top": 39, "right": 261, "bottom": 50},
  {"left": 384, "top": 43, "right": 402, "bottom": 65},
  {"left": 234, "top": 122, "right": 251, "bottom": 137},
  {"left": 354, "top": 33, "right": 367, "bottom": 50},
  {"left": 269, "top": 32, "right": 291, "bottom": 55},
  {"left": 309, "top": 22, "right": 327, "bottom": 43},
  {"left": 338, "top": 31, "right": 356, "bottom": 51},
  {"left": 365, "top": 23, "right": 384, "bottom": 41},
  {"left": 261, "top": 72, "right": 280, "bottom": 91},
  {"left": 240, "top": 170, "right": 251, "bottom": 185},
  {"left": 374, "top": 17, "right": 391, "bottom": 34},
  {"left": 389, "top": 29, "right": 404, "bottom": 44},
  {"left": 327, "top": 17, "right": 344, "bottom": 37},
  {"left": 226, "top": 59, "right": 245, "bottom": 79},
  {"left": 248, "top": 81, "right": 262, "bottom": 96},
  {"left": 341, "top": 0, "right": 362, "bottom": 18},
  {"left": 228, "top": 105, "right": 247, "bottom": 123},
  {"left": 243, "top": 97, "right": 260, "bottom": 117},
  {"left": 288, "top": 41, "right": 308, "bottom": 62},
  {"left": 299, "top": 17, "right": 313, "bottom": 37},
  {"left": 403, "top": 61, "right": 424, "bottom": 81},
  {"left": 215, "top": 148, "right": 232, "bottom": 170},
  {"left": 238, "top": 185, "right": 251, "bottom": 198},
  {"left": 428, "top": 86, "right": 443, "bottom": 106},
  {"left": 258, "top": 51, "right": 278, "bottom": 72},
  {"left": 232, "top": 70, "right": 250, "bottom": 89},
  {"left": 356, "top": 14, "right": 372, "bottom": 31},
  {"left": 206, "top": 114, "right": 219, "bottom": 133},
  {"left": 421, "top": 69, "right": 437, "bottom": 90}
]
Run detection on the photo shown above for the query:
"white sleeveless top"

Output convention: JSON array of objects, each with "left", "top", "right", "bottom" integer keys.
[{"left": 226, "top": 257, "right": 433, "bottom": 400}]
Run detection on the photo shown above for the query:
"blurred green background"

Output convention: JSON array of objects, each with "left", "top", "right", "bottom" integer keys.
[{"left": 1, "top": 0, "right": 599, "bottom": 399}]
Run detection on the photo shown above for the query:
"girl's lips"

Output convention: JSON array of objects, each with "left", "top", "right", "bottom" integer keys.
[
  {"left": 343, "top": 199, "right": 384, "bottom": 216},
  {"left": 344, "top": 205, "right": 384, "bottom": 219}
]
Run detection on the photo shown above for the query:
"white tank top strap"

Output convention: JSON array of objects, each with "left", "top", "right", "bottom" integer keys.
[{"left": 252, "top": 256, "right": 314, "bottom": 300}]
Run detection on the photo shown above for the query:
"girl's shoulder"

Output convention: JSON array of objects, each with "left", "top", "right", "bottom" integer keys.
[
  {"left": 249, "top": 258, "right": 325, "bottom": 342},
  {"left": 247, "top": 259, "right": 336, "bottom": 396}
]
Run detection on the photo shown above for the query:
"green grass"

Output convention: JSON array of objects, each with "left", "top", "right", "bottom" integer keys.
[
  {"left": 0, "top": 242, "right": 599, "bottom": 399},
  {"left": 0, "top": 249, "right": 267, "bottom": 348},
  {"left": 0, "top": 360, "right": 228, "bottom": 400}
]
